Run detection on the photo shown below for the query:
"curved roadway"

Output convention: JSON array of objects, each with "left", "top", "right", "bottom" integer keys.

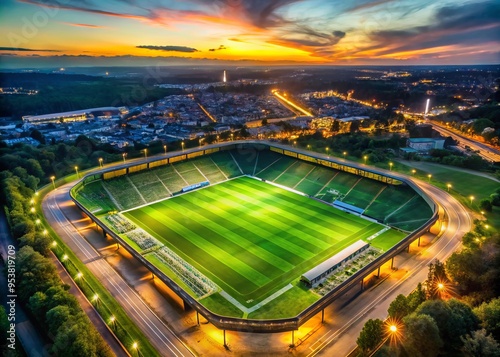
[
  {"left": 43, "top": 185, "right": 195, "bottom": 357},
  {"left": 42, "top": 141, "right": 472, "bottom": 356}
]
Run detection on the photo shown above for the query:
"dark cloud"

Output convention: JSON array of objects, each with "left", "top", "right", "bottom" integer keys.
[
  {"left": 136, "top": 45, "right": 199, "bottom": 53},
  {"left": 273, "top": 26, "right": 346, "bottom": 52},
  {"left": 0, "top": 47, "right": 60, "bottom": 52},
  {"left": 209, "top": 45, "right": 227, "bottom": 51},
  {"left": 370, "top": 0, "right": 500, "bottom": 54}
]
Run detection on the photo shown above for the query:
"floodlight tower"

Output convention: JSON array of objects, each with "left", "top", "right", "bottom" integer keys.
[{"left": 424, "top": 98, "right": 430, "bottom": 118}]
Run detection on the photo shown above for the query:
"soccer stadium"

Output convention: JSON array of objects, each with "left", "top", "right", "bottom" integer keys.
[{"left": 71, "top": 142, "right": 437, "bottom": 332}]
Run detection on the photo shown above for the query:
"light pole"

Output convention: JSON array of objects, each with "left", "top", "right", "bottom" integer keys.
[
  {"left": 74, "top": 166, "right": 79, "bottom": 179},
  {"left": 132, "top": 342, "right": 140, "bottom": 357},
  {"left": 447, "top": 183, "right": 451, "bottom": 192},
  {"left": 411, "top": 169, "right": 416, "bottom": 175},
  {"left": 364, "top": 155, "right": 367, "bottom": 164},
  {"left": 110, "top": 316, "right": 116, "bottom": 330},
  {"left": 51, "top": 176, "right": 56, "bottom": 189},
  {"left": 122, "top": 153, "right": 126, "bottom": 163},
  {"left": 389, "top": 162, "right": 393, "bottom": 171},
  {"left": 231, "top": 133, "right": 234, "bottom": 141},
  {"left": 343, "top": 151, "right": 347, "bottom": 159},
  {"left": 470, "top": 195, "right": 474, "bottom": 205},
  {"left": 163, "top": 145, "right": 167, "bottom": 155},
  {"left": 181, "top": 141, "right": 185, "bottom": 151},
  {"left": 143, "top": 149, "right": 147, "bottom": 159},
  {"left": 428, "top": 174, "right": 432, "bottom": 182},
  {"left": 326, "top": 147, "right": 329, "bottom": 156},
  {"left": 217, "top": 135, "right": 220, "bottom": 143},
  {"left": 99, "top": 157, "right": 103, "bottom": 168}
]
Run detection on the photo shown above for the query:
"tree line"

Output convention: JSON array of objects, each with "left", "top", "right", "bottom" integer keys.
[
  {"left": 0, "top": 140, "right": 116, "bottom": 355},
  {"left": 357, "top": 224, "right": 500, "bottom": 357}
]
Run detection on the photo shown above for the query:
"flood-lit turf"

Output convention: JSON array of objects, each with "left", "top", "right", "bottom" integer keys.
[{"left": 123, "top": 176, "right": 400, "bottom": 303}]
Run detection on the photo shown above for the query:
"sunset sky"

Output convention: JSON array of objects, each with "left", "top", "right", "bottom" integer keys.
[{"left": 0, "top": 0, "right": 499, "bottom": 67}]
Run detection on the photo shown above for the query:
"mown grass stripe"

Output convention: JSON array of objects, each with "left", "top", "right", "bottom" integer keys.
[
  {"left": 177, "top": 192, "right": 309, "bottom": 264},
  {"left": 124, "top": 207, "right": 267, "bottom": 292},
  {"left": 162, "top": 198, "right": 293, "bottom": 273},
  {"left": 198, "top": 186, "right": 332, "bottom": 251},
  {"left": 219, "top": 179, "right": 362, "bottom": 237},
  {"left": 144, "top": 206, "right": 272, "bottom": 287},
  {"left": 237, "top": 178, "right": 370, "bottom": 229}
]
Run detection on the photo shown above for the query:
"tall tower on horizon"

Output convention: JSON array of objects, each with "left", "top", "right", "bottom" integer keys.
[
  {"left": 223, "top": 70, "right": 226, "bottom": 83},
  {"left": 424, "top": 98, "right": 430, "bottom": 116}
]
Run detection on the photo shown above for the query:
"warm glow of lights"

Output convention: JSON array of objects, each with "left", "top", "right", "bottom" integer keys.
[{"left": 272, "top": 90, "right": 312, "bottom": 116}]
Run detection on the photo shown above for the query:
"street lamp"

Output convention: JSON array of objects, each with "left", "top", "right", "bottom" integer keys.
[
  {"left": 122, "top": 153, "right": 127, "bottom": 163},
  {"left": 62, "top": 254, "right": 68, "bottom": 261},
  {"left": 181, "top": 141, "right": 185, "bottom": 151},
  {"left": 389, "top": 162, "right": 393, "bottom": 171},
  {"left": 428, "top": 174, "right": 432, "bottom": 182},
  {"left": 99, "top": 157, "right": 103, "bottom": 168},
  {"left": 231, "top": 133, "right": 234, "bottom": 141},
  {"left": 411, "top": 169, "right": 416, "bottom": 175},
  {"left": 132, "top": 342, "right": 140, "bottom": 356},
  {"left": 217, "top": 135, "right": 220, "bottom": 143},
  {"left": 43, "top": 229, "right": 48, "bottom": 235},
  {"left": 35, "top": 218, "right": 41, "bottom": 225},
  {"left": 447, "top": 183, "right": 451, "bottom": 192},
  {"left": 74, "top": 166, "right": 79, "bottom": 178},
  {"left": 163, "top": 145, "right": 167, "bottom": 155},
  {"left": 51, "top": 175, "right": 56, "bottom": 189},
  {"left": 143, "top": 149, "right": 147, "bottom": 159},
  {"left": 30, "top": 207, "right": 35, "bottom": 213},
  {"left": 76, "top": 272, "right": 83, "bottom": 279},
  {"left": 470, "top": 196, "right": 474, "bottom": 205},
  {"left": 326, "top": 147, "right": 329, "bottom": 156},
  {"left": 110, "top": 316, "right": 116, "bottom": 329},
  {"left": 363, "top": 155, "right": 367, "bottom": 164},
  {"left": 343, "top": 151, "right": 347, "bottom": 159}
]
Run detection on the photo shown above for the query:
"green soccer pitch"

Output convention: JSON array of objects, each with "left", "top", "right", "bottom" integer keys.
[{"left": 123, "top": 176, "right": 403, "bottom": 305}]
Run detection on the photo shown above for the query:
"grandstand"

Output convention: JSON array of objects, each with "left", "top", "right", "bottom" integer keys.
[
  {"left": 76, "top": 147, "right": 432, "bottom": 231},
  {"left": 72, "top": 143, "right": 435, "bottom": 322}
]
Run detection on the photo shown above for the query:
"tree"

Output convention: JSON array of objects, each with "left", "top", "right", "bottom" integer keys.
[
  {"left": 0, "top": 306, "right": 9, "bottom": 343},
  {"left": 357, "top": 318, "right": 384, "bottom": 355},
  {"left": 407, "top": 283, "right": 427, "bottom": 311},
  {"left": 474, "top": 298, "right": 500, "bottom": 341},
  {"left": 480, "top": 199, "right": 493, "bottom": 212},
  {"left": 261, "top": 118, "right": 268, "bottom": 126},
  {"left": 426, "top": 260, "right": 449, "bottom": 299},
  {"left": 402, "top": 313, "right": 443, "bottom": 357},
  {"left": 46, "top": 305, "right": 74, "bottom": 337},
  {"left": 461, "top": 329, "right": 500, "bottom": 357},
  {"left": 447, "top": 299, "right": 481, "bottom": 348},
  {"left": 416, "top": 299, "right": 453, "bottom": 344},
  {"left": 30, "top": 129, "right": 45, "bottom": 144},
  {"left": 388, "top": 294, "right": 410, "bottom": 320}
]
